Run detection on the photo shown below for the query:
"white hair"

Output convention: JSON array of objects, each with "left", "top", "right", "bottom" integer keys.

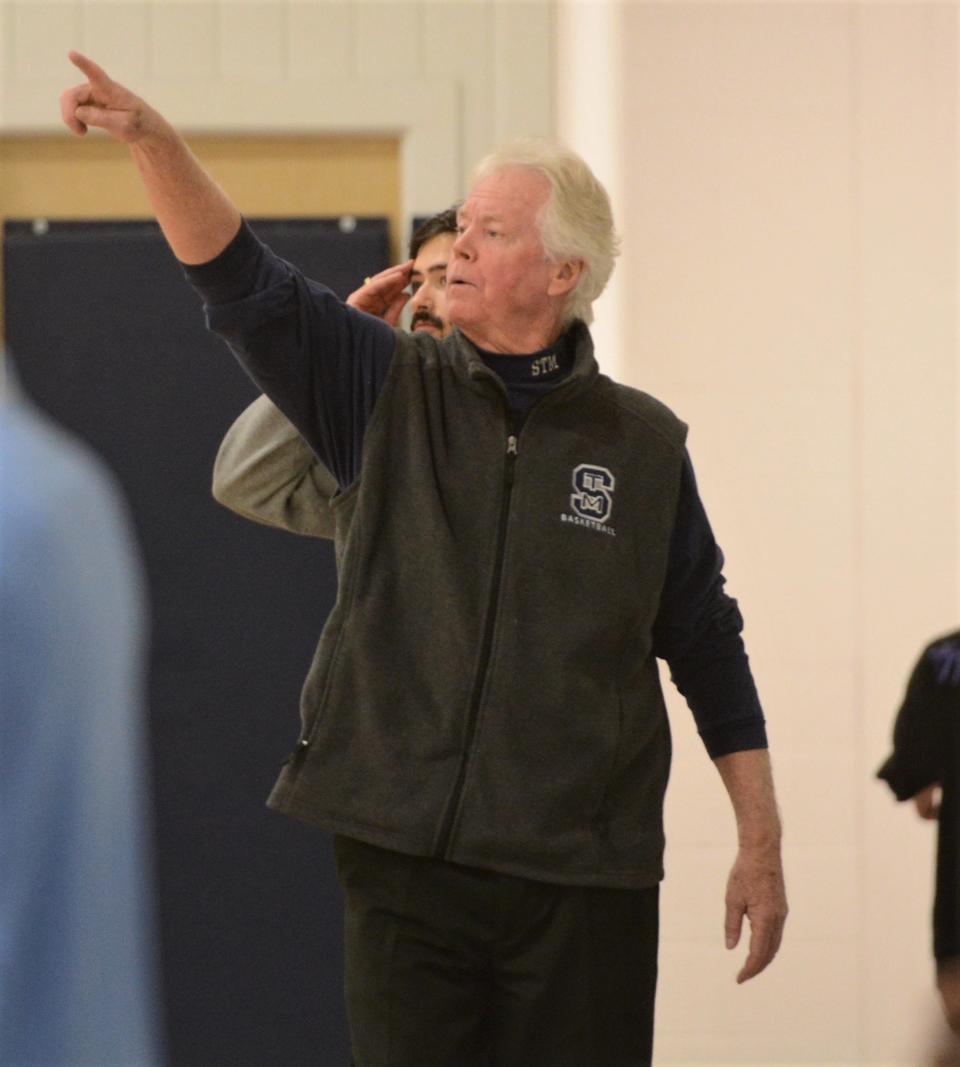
[{"left": 469, "top": 138, "right": 620, "bottom": 327}]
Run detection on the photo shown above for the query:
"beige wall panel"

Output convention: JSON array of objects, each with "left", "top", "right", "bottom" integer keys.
[
  {"left": 1, "top": 137, "right": 157, "bottom": 218},
  {"left": 610, "top": 2, "right": 956, "bottom": 1062},
  {"left": 667, "top": 385, "right": 857, "bottom": 668},
  {"left": 857, "top": 0, "right": 959, "bottom": 706},
  {"left": 199, "top": 136, "right": 400, "bottom": 228},
  {"left": 0, "top": 133, "right": 398, "bottom": 208},
  {"left": 606, "top": 3, "right": 954, "bottom": 1061},
  {"left": 857, "top": 6, "right": 959, "bottom": 1061},
  {"left": 149, "top": 1, "right": 219, "bottom": 79},
  {"left": 492, "top": 0, "right": 553, "bottom": 143},
  {"left": 771, "top": 844, "right": 859, "bottom": 943},
  {"left": 356, "top": 1, "right": 419, "bottom": 80},
  {"left": 423, "top": 0, "right": 492, "bottom": 172},
  {"left": 0, "top": 133, "right": 400, "bottom": 244},
  {"left": 751, "top": 657, "right": 859, "bottom": 758},
  {"left": 79, "top": 2, "right": 151, "bottom": 77},
  {"left": 776, "top": 752, "right": 860, "bottom": 848},
  {"left": 656, "top": 939, "right": 859, "bottom": 1062},
  {"left": 8, "top": 0, "right": 82, "bottom": 80},
  {"left": 219, "top": 2, "right": 285, "bottom": 82},
  {"left": 287, "top": 0, "right": 356, "bottom": 81},
  {"left": 620, "top": 2, "right": 854, "bottom": 395}
]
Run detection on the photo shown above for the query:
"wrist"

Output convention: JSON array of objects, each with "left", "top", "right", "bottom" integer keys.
[{"left": 737, "top": 826, "right": 782, "bottom": 851}]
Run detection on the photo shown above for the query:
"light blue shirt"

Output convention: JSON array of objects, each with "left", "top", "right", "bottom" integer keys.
[{"left": 0, "top": 377, "right": 162, "bottom": 1066}]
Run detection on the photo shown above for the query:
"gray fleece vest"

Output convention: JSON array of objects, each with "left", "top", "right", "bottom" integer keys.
[{"left": 268, "top": 323, "right": 688, "bottom": 889}]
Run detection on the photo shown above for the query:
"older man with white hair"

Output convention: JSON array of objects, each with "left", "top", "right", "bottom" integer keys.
[{"left": 61, "top": 52, "right": 787, "bottom": 1067}]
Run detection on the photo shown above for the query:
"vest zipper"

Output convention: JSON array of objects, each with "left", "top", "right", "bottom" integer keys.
[{"left": 435, "top": 432, "right": 519, "bottom": 857}]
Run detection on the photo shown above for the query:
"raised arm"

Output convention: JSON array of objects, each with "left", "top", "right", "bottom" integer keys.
[
  {"left": 213, "top": 395, "right": 337, "bottom": 539},
  {"left": 211, "top": 261, "right": 422, "bottom": 535},
  {"left": 60, "top": 52, "right": 240, "bottom": 264},
  {"left": 61, "top": 52, "right": 400, "bottom": 499}
]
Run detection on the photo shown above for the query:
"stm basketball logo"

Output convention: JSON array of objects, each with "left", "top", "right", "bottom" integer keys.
[{"left": 561, "top": 464, "right": 617, "bottom": 536}]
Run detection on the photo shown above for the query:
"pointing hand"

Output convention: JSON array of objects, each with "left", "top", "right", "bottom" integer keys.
[{"left": 60, "top": 52, "right": 156, "bottom": 143}]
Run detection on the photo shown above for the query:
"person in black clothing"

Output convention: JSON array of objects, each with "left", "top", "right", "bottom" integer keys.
[
  {"left": 879, "top": 630, "right": 960, "bottom": 1032},
  {"left": 61, "top": 52, "right": 788, "bottom": 1067}
]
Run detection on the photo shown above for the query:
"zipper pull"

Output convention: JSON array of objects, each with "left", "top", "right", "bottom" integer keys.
[{"left": 507, "top": 435, "right": 518, "bottom": 456}]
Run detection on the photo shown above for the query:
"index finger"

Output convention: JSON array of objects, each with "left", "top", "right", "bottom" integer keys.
[
  {"left": 363, "top": 261, "right": 414, "bottom": 293},
  {"left": 366, "top": 260, "right": 413, "bottom": 284},
  {"left": 68, "top": 51, "right": 112, "bottom": 89},
  {"left": 736, "top": 916, "right": 782, "bottom": 984}
]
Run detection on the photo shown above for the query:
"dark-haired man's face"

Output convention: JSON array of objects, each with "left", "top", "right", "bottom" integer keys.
[{"left": 409, "top": 232, "right": 456, "bottom": 338}]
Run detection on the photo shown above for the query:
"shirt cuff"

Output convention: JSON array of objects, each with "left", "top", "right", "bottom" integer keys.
[
  {"left": 180, "top": 218, "right": 259, "bottom": 306},
  {"left": 700, "top": 718, "right": 769, "bottom": 760}
]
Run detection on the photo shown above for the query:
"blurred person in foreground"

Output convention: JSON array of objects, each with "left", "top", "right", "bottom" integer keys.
[
  {"left": 0, "top": 355, "right": 161, "bottom": 1065},
  {"left": 60, "top": 52, "right": 787, "bottom": 1066},
  {"left": 879, "top": 630, "right": 960, "bottom": 1039},
  {"left": 212, "top": 208, "right": 458, "bottom": 538}
]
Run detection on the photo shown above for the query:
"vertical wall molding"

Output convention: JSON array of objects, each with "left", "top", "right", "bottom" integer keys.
[{"left": 555, "top": 0, "right": 624, "bottom": 380}]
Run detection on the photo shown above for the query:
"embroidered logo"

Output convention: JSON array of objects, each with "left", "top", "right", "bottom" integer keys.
[
  {"left": 530, "top": 353, "right": 559, "bottom": 378},
  {"left": 561, "top": 464, "right": 616, "bottom": 536}
]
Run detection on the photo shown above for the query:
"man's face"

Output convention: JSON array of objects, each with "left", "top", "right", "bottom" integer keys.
[
  {"left": 409, "top": 232, "right": 456, "bottom": 338},
  {"left": 446, "top": 167, "right": 560, "bottom": 353}
]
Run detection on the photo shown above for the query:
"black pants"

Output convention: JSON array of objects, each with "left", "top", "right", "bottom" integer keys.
[{"left": 333, "top": 836, "right": 659, "bottom": 1067}]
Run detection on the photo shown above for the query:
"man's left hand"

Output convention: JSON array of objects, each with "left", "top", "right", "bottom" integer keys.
[{"left": 724, "top": 842, "right": 787, "bottom": 983}]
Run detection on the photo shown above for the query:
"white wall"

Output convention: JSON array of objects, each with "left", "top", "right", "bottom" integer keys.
[
  {"left": 0, "top": 0, "right": 556, "bottom": 225},
  {"left": 559, "top": 2, "right": 959, "bottom": 1063}
]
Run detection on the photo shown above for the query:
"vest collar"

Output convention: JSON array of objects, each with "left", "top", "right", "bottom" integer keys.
[{"left": 452, "top": 321, "right": 599, "bottom": 399}]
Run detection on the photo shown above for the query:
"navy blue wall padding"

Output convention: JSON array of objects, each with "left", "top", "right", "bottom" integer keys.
[{"left": 4, "top": 218, "right": 389, "bottom": 1066}]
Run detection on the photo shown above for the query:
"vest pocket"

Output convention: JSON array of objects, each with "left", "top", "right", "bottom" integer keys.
[{"left": 593, "top": 694, "right": 626, "bottom": 833}]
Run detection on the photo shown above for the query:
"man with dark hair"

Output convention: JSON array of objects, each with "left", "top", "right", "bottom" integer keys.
[
  {"left": 410, "top": 207, "right": 458, "bottom": 255},
  {"left": 352, "top": 206, "right": 458, "bottom": 337},
  {"left": 406, "top": 207, "right": 458, "bottom": 338},
  {"left": 212, "top": 207, "right": 458, "bottom": 537}
]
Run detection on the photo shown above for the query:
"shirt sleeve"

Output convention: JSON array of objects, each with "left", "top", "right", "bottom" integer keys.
[
  {"left": 182, "top": 219, "right": 397, "bottom": 490},
  {"left": 876, "top": 641, "right": 956, "bottom": 801},
  {"left": 652, "top": 450, "right": 767, "bottom": 759}
]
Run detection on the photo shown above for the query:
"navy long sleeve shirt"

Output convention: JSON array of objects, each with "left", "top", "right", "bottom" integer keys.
[{"left": 186, "top": 221, "right": 767, "bottom": 758}]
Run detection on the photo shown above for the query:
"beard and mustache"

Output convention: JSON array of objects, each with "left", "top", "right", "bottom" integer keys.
[{"left": 411, "top": 309, "right": 445, "bottom": 334}]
